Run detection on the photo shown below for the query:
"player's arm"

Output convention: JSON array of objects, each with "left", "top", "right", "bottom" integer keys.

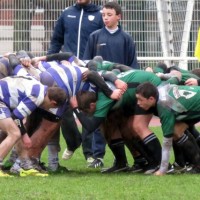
[
  {"left": 112, "top": 63, "right": 133, "bottom": 72},
  {"left": 155, "top": 104, "right": 175, "bottom": 176},
  {"left": 156, "top": 70, "right": 181, "bottom": 84},
  {"left": 185, "top": 78, "right": 200, "bottom": 86},
  {"left": 73, "top": 107, "right": 104, "bottom": 132},
  {"left": 86, "top": 70, "right": 123, "bottom": 99},
  {"left": 100, "top": 71, "right": 127, "bottom": 92},
  {"left": 32, "top": 52, "right": 74, "bottom": 63},
  {"left": 70, "top": 94, "right": 107, "bottom": 132}
]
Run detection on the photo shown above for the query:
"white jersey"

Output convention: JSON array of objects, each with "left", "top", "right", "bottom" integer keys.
[{"left": 0, "top": 76, "right": 47, "bottom": 119}]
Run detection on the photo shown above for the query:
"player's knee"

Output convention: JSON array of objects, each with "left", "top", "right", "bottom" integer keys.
[{"left": 11, "top": 130, "right": 21, "bottom": 140}]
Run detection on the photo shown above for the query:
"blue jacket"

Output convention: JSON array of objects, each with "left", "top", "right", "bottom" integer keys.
[
  {"left": 47, "top": 3, "right": 104, "bottom": 59},
  {"left": 83, "top": 26, "right": 139, "bottom": 69}
]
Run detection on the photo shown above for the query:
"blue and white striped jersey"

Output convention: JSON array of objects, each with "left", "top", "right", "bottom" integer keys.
[
  {"left": 38, "top": 61, "right": 92, "bottom": 96},
  {"left": 0, "top": 76, "right": 47, "bottom": 120},
  {"left": 14, "top": 61, "right": 97, "bottom": 117}
]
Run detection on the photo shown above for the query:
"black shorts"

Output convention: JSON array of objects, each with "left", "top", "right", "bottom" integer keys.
[{"left": 25, "top": 108, "right": 61, "bottom": 137}]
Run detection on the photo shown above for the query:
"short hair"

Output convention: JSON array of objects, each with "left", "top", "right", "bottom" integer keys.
[
  {"left": 76, "top": 91, "right": 97, "bottom": 111},
  {"left": 136, "top": 82, "right": 159, "bottom": 100},
  {"left": 47, "top": 87, "right": 67, "bottom": 106},
  {"left": 103, "top": 2, "right": 122, "bottom": 15},
  {"left": 191, "top": 68, "right": 200, "bottom": 78},
  {"left": 154, "top": 62, "right": 168, "bottom": 73}
]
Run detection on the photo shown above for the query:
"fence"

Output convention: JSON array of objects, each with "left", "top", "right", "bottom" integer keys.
[{"left": 0, "top": 0, "right": 199, "bottom": 69}]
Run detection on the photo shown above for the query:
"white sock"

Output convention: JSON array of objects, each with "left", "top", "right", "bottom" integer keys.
[{"left": 48, "top": 144, "right": 59, "bottom": 171}]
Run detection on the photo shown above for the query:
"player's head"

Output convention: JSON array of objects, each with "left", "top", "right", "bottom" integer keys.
[
  {"left": 42, "top": 86, "right": 67, "bottom": 109},
  {"left": 153, "top": 62, "right": 168, "bottom": 73},
  {"left": 76, "top": 0, "right": 91, "bottom": 6},
  {"left": 191, "top": 68, "right": 200, "bottom": 78},
  {"left": 135, "top": 82, "right": 158, "bottom": 110},
  {"left": 76, "top": 91, "right": 97, "bottom": 114},
  {"left": 86, "top": 60, "right": 98, "bottom": 71},
  {"left": 102, "top": 2, "right": 122, "bottom": 29}
]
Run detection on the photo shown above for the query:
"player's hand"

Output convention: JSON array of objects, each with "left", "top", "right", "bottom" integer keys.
[
  {"left": 31, "top": 57, "right": 41, "bottom": 67},
  {"left": 114, "top": 79, "right": 127, "bottom": 93},
  {"left": 156, "top": 72, "right": 164, "bottom": 78},
  {"left": 154, "top": 170, "right": 165, "bottom": 176},
  {"left": 110, "top": 89, "right": 123, "bottom": 100},
  {"left": 22, "top": 133, "right": 32, "bottom": 149},
  {"left": 82, "top": 70, "right": 89, "bottom": 81},
  {"left": 61, "top": 60, "right": 70, "bottom": 66},
  {"left": 185, "top": 78, "right": 198, "bottom": 86},
  {"left": 70, "top": 96, "right": 78, "bottom": 108},
  {"left": 20, "top": 57, "right": 32, "bottom": 68},
  {"left": 3, "top": 52, "right": 15, "bottom": 58}
]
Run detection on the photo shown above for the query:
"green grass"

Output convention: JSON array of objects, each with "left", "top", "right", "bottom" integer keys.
[{"left": 0, "top": 127, "right": 200, "bottom": 200}]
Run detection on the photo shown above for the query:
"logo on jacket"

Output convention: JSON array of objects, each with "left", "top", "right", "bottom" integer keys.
[
  {"left": 88, "top": 15, "right": 95, "bottom": 21},
  {"left": 67, "top": 15, "right": 76, "bottom": 18}
]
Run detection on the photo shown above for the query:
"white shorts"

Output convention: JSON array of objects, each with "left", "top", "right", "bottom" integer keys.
[{"left": 0, "top": 101, "right": 11, "bottom": 120}]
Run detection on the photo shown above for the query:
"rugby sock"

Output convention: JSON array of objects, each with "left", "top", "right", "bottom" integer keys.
[
  {"left": 142, "top": 133, "right": 162, "bottom": 166},
  {"left": 188, "top": 126, "right": 200, "bottom": 139},
  {"left": 108, "top": 138, "right": 128, "bottom": 167},
  {"left": 159, "top": 137, "right": 173, "bottom": 173},
  {"left": 12, "top": 158, "right": 21, "bottom": 171},
  {"left": 8, "top": 148, "right": 18, "bottom": 163},
  {"left": 177, "top": 133, "right": 200, "bottom": 165},
  {"left": 173, "top": 140, "right": 186, "bottom": 167},
  {"left": 21, "top": 158, "right": 34, "bottom": 170},
  {"left": 125, "top": 138, "right": 150, "bottom": 164},
  {"left": 48, "top": 144, "right": 59, "bottom": 171},
  {"left": 187, "top": 126, "right": 200, "bottom": 148},
  {"left": 185, "top": 130, "right": 200, "bottom": 154}
]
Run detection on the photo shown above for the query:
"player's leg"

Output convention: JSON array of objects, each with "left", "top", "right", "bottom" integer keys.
[
  {"left": 87, "top": 128, "right": 105, "bottom": 168},
  {"left": 132, "top": 112, "right": 162, "bottom": 174},
  {"left": 173, "top": 122, "right": 200, "bottom": 173},
  {"left": 61, "top": 108, "right": 82, "bottom": 160},
  {"left": 101, "top": 110, "right": 129, "bottom": 173},
  {"left": 0, "top": 118, "right": 21, "bottom": 177}
]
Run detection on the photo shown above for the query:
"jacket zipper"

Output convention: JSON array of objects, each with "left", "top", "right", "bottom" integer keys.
[{"left": 77, "top": 8, "right": 84, "bottom": 59}]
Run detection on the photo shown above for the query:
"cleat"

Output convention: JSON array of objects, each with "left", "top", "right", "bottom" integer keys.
[
  {"left": 62, "top": 149, "right": 74, "bottom": 160},
  {"left": 86, "top": 157, "right": 95, "bottom": 164},
  {"left": 48, "top": 165, "right": 70, "bottom": 174},
  {"left": 128, "top": 163, "right": 144, "bottom": 173},
  {"left": 101, "top": 164, "right": 129, "bottom": 173},
  {"left": 166, "top": 163, "right": 175, "bottom": 174},
  {"left": 19, "top": 169, "right": 48, "bottom": 177},
  {"left": 2, "top": 160, "right": 14, "bottom": 171},
  {"left": 171, "top": 162, "right": 187, "bottom": 174},
  {"left": 31, "top": 158, "right": 48, "bottom": 173},
  {"left": 0, "top": 170, "right": 14, "bottom": 177},
  {"left": 185, "top": 165, "right": 200, "bottom": 174},
  {"left": 10, "top": 162, "right": 21, "bottom": 175},
  {"left": 88, "top": 158, "right": 104, "bottom": 168},
  {"left": 128, "top": 156, "right": 148, "bottom": 173},
  {"left": 144, "top": 165, "right": 159, "bottom": 175}
]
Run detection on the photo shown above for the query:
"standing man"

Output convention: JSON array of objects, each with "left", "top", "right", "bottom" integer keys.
[
  {"left": 48, "top": 0, "right": 103, "bottom": 58},
  {"left": 83, "top": 1, "right": 139, "bottom": 168},
  {"left": 47, "top": 0, "right": 105, "bottom": 167},
  {"left": 83, "top": 1, "right": 139, "bottom": 69}
]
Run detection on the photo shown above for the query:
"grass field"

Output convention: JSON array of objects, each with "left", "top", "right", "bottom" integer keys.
[{"left": 0, "top": 127, "right": 200, "bottom": 200}]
